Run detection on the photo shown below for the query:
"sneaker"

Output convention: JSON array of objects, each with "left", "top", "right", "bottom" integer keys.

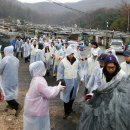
[{"left": 15, "top": 104, "right": 23, "bottom": 117}]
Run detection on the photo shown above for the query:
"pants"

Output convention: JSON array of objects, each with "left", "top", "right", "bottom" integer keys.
[
  {"left": 16, "top": 52, "right": 23, "bottom": 58},
  {"left": 64, "top": 88, "right": 74, "bottom": 115},
  {"left": 6, "top": 99, "right": 19, "bottom": 110},
  {"left": 25, "top": 56, "right": 30, "bottom": 63},
  {"left": 84, "top": 88, "right": 88, "bottom": 95}
]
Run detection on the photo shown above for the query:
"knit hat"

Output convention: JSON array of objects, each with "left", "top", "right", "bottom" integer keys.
[
  {"left": 97, "top": 53, "right": 108, "bottom": 62},
  {"left": 123, "top": 50, "right": 130, "bottom": 57},
  {"left": 105, "top": 55, "right": 118, "bottom": 64}
]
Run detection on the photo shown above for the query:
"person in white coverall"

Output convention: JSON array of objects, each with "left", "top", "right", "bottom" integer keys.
[
  {"left": 87, "top": 53, "right": 108, "bottom": 94},
  {"left": 23, "top": 61, "right": 65, "bottom": 130},
  {"left": 53, "top": 45, "right": 64, "bottom": 77},
  {"left": 0, "top": 46, "right": 22, "bottom": 116},
  {"left": 30, "top": 40, "right": 38, "bottom": 64},
  {"left": 44, "top": 43, "right": 52, "bottom": 76},
  {"left": 120, "top": 50, "right": 130, "bottom": 76},
  {"left": 97, "top": 55, "right": 126, "bottom": 91},
  {"left": 84, "top": 50, "right": 99, "bottom": 94},
  {"left": 89, "top": 41, "right": 102, "bottom": 57},
  {"left": 23, "top": 39, "right": 31, "bottom": 63},
  {"left": 86, "top": 55, "right": 127, "bottom": 101},
  {"left": 57, "top": 46, "right": 80, "bottom": 119}
]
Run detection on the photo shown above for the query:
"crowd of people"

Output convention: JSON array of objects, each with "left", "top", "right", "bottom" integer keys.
[{"left": 0, "top": 34, "right": 130, "bottom": 130}]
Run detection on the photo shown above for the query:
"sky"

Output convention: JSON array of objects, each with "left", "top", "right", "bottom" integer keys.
[{"left": 18, "top": 0, "right": 82, "bottom": 3}]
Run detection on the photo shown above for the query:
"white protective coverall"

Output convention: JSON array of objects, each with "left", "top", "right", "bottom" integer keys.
[
  {"left": 44, "top": 43, "right": 52, "bottom": 70},
  {"left": 97, "top": 69, "right": 127, "bottom": 91},
  {"left": 35, "top": 49, "right": 45, "bottom": 63},
  {"left": 87, "top": 65, "right": 103, "bottom": 92},
  {"left": 57, "top": 46, "right": 80, "bottom": 103},
  {"left": 84, "top": 51, "right": 99, "bottom": 87},
  {"left": 23, "top": 41, "right": 31, "bottom": 58},
  {"left": 53, "top": 47, "right": 65, "bottom": 76},
  {"left": 89, "top": 47, "right": 102, "bottom": 58},
  {"left": 120, "top": 62, "right": 130, "bottom": 76},
  {"left": 30, "top": 44, "right": 38, "bottom": 64},
  {"left": 0, "top": 46, "right": 19, "bottom": 100}
]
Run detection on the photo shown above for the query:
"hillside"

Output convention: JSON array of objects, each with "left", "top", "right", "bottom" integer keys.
[
  {"left": 0, "top": 0, "right": 47, "bottom": 23},
  {"left": 24, "top": 0, "right": 128, "bottom": 15}
]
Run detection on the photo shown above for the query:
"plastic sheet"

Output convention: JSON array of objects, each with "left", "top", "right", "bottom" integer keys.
[{"left": 78, "top": 76, "right": 130, "bottom": 130}]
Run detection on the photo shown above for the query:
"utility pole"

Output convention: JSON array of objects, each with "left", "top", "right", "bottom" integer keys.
[
  {"left": 106, "top": 21, "right": 109, "bottom": 29},
  {"left": 127, "top": 10, "right": 129, "bottom": 33},
  {"left": 106, "top": 21, "right": 109, "bottom": 48}
]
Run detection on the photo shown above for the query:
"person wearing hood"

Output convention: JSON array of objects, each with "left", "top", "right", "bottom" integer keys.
[
  {"left": 85, "top": 55, "right": 127, "bottom": 101},
  {"left": 105, "top": 47, "right": 119, "bottom": 62},
  {"left": 23, "top": 39, "right": 31, "bottom": 63},
  {"left": 49, "top": 41, "right": 55, "bottom": 69},
  {"left": 57, "top": 46, "right": 80, "bottom": 119},
  {"left": 87, "top": 53, "right": 108, "bottom": 94},
  {"left": 0, "top": 46, "right": 22, "bottom": 116},
  {"left": 120, "top": 50, "right": 130, "bottom": 76},
  {"left": 16, "top": 37, "right": 22, "bottom": 58},
  {"left": 23, "top": 61, "right": 65, "bottom": 130},
  {"left": 63, "top": 42, "right": 69, "bottom": 52},
  {"left": 74, "top": 45, "right": 81, "bottom": 60},
  {"left": 0, "top": 45, "right": 2, "bottom": 61},
  {"left": 98, "top": 55, "right": 126, "bottom": 90},
  {"left": 35, "top": 48, "right": 46, "bottom": 64},
  {"left": 43, "top": 43, "right": 52, "bottom": 76},
  {"left": 84, "top": 50, "right": 99, "bottom": 94},
  {"left": 53, "top": 45, "right": 64, "bottom": 77},
  {"left": 88, "top": 41, "right": 102, "bottom": 57},
  {"left": 30, "top": 40, "right": 39, "bottom": 64}
]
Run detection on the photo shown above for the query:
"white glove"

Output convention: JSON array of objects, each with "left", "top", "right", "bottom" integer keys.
[
  {"left": 58, "top": 81, "right": 66, "bottom": 91},
  {"left": 86, "top": 93, "right": 93, "bottom": 96}
]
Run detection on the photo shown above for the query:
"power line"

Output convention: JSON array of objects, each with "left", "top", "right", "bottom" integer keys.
[{"left": 47, "top": 0, "right": 87, "bottom": 15}]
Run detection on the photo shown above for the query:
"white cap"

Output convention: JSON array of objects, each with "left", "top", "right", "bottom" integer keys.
[
  {"left": 92, "top": 50, "right": 98, "bottom": 56},
  {"left": 66, "top": 46, "right": 75, "bottom": 56}
]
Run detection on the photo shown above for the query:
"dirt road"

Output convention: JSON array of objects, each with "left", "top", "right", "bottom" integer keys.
[{"left": 0, "top": 57, "right": 84, "bottom": 130}]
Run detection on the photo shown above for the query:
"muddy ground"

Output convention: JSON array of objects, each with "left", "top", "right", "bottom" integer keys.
[
  {"left": 0, "top": 46, "right": 123, "bottom": 130},
  {"left": 0, "top": 56, "right": 85, "bottom": 130}
]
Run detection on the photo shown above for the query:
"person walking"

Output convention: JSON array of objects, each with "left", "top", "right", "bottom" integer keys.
[
  {"left": 0, "top": 46, "right": 22, "bottom": 116},
  {"left": 57, "top": 46, "right": 80, "bottom": 119},
  {"left": 23, "top": 61, "right": 65, "bottom": 130}
]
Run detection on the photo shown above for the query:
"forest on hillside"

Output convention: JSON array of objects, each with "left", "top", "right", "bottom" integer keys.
[{"left": 0, "top": 0, "right": 130, "bottom": 32}]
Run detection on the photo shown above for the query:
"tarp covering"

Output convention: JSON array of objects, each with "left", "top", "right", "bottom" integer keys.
[{"left": 78, "top": 76, "right": 130, "bottom": 130}]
